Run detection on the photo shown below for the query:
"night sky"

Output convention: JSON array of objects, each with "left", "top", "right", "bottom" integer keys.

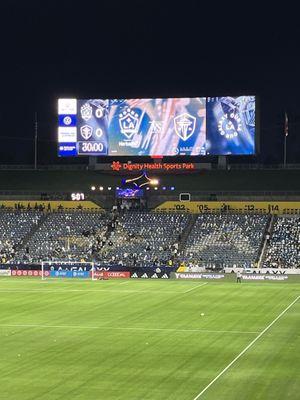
[{"left": 0, "top": 1, "right": 299, "bottom": 165}]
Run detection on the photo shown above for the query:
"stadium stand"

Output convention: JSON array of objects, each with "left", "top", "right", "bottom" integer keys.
[
  {"left": 184, "top": 213, "right": 269, "bottom": 268},
  {"left": 0, "top": 209, "right": 298, "bottom": 269},
  {"left": 15, "top": 211, "right": 109, "bottom": 263},
  {"left": 0, "top": 210, "right": 42, "bottom": 263},
  {"left": 98, "top": 212, "right": 189, "bottom": 267},
  {"left": 4, "top": 210, "right": 189, "bottom": 266},
  {"left": 262, "top": 216, "right": 300, "bottom": 268}
]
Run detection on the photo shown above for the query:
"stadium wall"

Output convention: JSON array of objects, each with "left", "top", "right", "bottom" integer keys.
[
  {"left": 171, "top": 272, "right": 300, "bottom": 283},
  {"left": 0, "top": 169, "right": 300, "bottom": 192},
  {"left": 0, "top": 200, "right": 102, "bottom": 210},
  {"left": 155, "top": 201, "right": 300, "bottom": 214}
]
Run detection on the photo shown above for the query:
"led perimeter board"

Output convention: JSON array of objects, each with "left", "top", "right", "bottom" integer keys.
[{"left": 58, "top": 96, "right": 256, "bottom": 157}]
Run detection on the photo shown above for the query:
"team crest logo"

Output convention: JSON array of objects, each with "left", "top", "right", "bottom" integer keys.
[
  {"left": 80, "top": 125, "right": 93, "bottom": 140},
  {"left": 174, "top": 113, "right": 196, "bottom": 141},
  {"left": 81, "top": 103, "right": 93, "bottom": 121},
  {"left": 63, "top": 116, "right": 72, "bottom": 126},
  {"left": 119, "top": 107, "right": 140, "bottom": 139},
  {"left": 218, "top": 113, "right": 242, "bottom": 139}
]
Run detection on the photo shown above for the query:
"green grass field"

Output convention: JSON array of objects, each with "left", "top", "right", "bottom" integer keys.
[{"left": 0, "top": 278, "right": 299, "bottom": 400}]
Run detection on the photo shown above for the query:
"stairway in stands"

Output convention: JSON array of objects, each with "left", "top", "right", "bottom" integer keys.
[
  {"left": 17, "top": 212, "right": 50, "bottom": 252},
  {"left": 178, "top": 214, "right": 198, "bottom": 253},
  {"left": 258, "top": 214, "right": 276, "bottom": 267}
]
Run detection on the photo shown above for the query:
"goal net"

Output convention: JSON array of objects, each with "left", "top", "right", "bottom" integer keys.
[{"left": 41, "top": 261, "right": 96, "bottom": 280}]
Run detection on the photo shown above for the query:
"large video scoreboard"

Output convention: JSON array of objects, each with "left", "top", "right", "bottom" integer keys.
[{"left": 58, "top": 96, "right": 256, "bottom": 157}]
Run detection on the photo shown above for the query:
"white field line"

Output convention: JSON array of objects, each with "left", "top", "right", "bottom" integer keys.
[
  {"left": 192, "top": 295, "right": 300, "bottom": 400},
  {"left": 0, "top": 323, "right": 259, "bottom": 335},
  {"left": 184, "top": 282, "right": 208, "bottom": 293},
  {"left": 0, "top": 288, "right": 183, "bottom": 294}
]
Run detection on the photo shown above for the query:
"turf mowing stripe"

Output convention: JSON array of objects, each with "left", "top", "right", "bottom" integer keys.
[
  {"left": 184, "top": 282, "right": 208, "bottom": 293},
  {"left": 0, "top": 289, "right": 182, "bottom": 294},
  {"left": 192, "top": 294, "right": 300, "bottom": 400},
  {"left": 0, "top": 323, "right": 259, "bottom": 334}
]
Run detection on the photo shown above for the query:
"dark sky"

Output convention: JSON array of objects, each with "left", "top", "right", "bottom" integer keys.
[{"left": 0, "top": 1, "right": 299, "bottom": 164}]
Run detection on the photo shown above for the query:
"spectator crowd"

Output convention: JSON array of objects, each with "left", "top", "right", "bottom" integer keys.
[
  {"left": 0, "top": 209, "right": 299, "bottom": 269},
  {"left": 262, "top": 216, "right": 300, "bottom": 268}
]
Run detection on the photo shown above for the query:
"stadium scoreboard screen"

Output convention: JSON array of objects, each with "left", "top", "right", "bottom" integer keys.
[
  {"left": 116, "top": 188, "right": 144, "bottom": 199},
  {"left": 58, "top": 96, "right": 256, "bottom": 157}
]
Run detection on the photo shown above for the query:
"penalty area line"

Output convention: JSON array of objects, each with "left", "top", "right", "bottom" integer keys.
[{"left": 192, "top": 294, "right": 300, "bottom": 400}]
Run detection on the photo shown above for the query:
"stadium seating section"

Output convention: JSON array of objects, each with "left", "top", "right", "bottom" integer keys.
[
  {"left": 262, "top": 216, "right": 300, "bottom": 268},
  {"left": 99, "top": 212, "right": 189, "bottom": 267},
  {"left": 184, "top": 214, "right": 269, "bottom": 268},
  {"left": 0, "top": 210, "right": 299, "bottom": 268},
  {"left": 16, "top": 212, "right": 110, "bottom": 262},
  {"left": 0, "top": 211, "right": 42, "bottom": 263}
]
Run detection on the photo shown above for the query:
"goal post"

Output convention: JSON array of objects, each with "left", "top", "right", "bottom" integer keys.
[{"left": 41, "top": 261, "right": 96, "bottom": 280}]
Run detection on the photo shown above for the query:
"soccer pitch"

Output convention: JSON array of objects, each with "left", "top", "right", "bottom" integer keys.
[{"left": 0, "top": 278, "right": 299, "bottom": 400}]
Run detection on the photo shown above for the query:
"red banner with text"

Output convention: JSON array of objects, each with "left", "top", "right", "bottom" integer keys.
[
  {"left": 92, "top": 271, "right": 130, "bottom": 279},
  {"left": 11, "top": 270, "right": 50, "bottom": 277}
]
